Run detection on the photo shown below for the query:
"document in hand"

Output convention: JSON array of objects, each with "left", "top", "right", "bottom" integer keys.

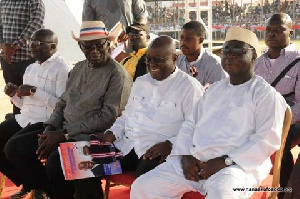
[{"left": 58, "top": 141, "right": 122, "bottom": 180}]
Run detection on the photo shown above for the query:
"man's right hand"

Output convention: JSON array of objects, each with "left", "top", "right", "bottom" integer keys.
[
  {"left": 117, "top": 31, "right": 129, "bottom": 43},
  {"left": 95, "top": 131, "right": 116, "bottom": 143},
  {"left": 181, "top": 155, "right": 202, "bottom": 182},
  {"left": 4, "top": 82, "right": 18, "bottom": 97},
  {"left": 38, "top": 125, "right": 56, "bottom": 147}
]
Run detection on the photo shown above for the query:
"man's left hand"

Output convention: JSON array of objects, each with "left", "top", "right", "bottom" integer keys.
[
  {"left": 143, "top": 140, "right": 172, "bottom": 163},
  {"left": 198, "top": 156, "right": 226, "bottom": 180},
  {"left": 36, "top": 130, "right": 66, "bottom": 159},
  {"left": 16, "top": 84, "right": 35, "bottom": 98}
]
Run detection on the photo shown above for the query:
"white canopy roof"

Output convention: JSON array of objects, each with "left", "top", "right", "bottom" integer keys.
[{"left": 43, "top": 0, "right": 85, "bottom": 63}]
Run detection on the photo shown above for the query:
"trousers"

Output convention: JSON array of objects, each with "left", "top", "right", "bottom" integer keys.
[
  {"left": 131, "top": 156, "right": 257, "bottom": 199},
  {"left": 0, "top": 116, "right": 43, "bottom": 186}
]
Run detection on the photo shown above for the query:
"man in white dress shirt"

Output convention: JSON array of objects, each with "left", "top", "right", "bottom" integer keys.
[
  {"left": 0, "top": 28, "right": 71, "bottom": 198},
  {"left": 130, "top": 27, "right": 287, "bottom": 199},
  {"left": 99, "top": 35, "right": 204, "bottom": 178}
]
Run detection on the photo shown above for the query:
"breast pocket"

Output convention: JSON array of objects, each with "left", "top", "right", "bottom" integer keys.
[{"left": 154, "top": 100, "right": 182, "bottom": 123}]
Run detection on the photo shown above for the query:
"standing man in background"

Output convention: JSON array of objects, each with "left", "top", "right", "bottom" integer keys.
[
  {"left": 0, "top": 0, "right": 45, "bottom": 115},
  {"left": 82, "top": 0, "right": 148, "bottom": 31},
  {"left": 255, "top": 13, "right": 300, "bottom": 199}
]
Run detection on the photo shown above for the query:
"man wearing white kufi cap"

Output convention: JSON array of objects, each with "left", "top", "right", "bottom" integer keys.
[{"left": 130, "top": 27, "right": 287, "bottom": 199}]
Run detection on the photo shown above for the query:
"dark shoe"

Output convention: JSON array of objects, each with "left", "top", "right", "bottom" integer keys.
[
  {"left": 10, "top": 186, "right": 31, "bottom": 199},
  {"left": 32, "top": 189, "right": 48, "bottom": 199}
]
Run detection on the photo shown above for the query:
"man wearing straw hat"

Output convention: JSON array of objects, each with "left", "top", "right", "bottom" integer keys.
[
  {"left": 130, "top": 27, "right": 287, "bottom": 199},
  {"left": 4, "top": 21, "right": 132, "bottom": 199}
]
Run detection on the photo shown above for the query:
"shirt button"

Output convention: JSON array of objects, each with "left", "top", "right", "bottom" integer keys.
[
  {"left": 125, "top": 136, "right": 129, "bottom": 139},
  {"left": 193, "top": 145, "right": 196, "bottom": 147}
]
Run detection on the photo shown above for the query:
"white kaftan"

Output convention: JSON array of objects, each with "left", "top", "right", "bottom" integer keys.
[{"left": 131, "top": 75, "right": 287, "bottom": 199}]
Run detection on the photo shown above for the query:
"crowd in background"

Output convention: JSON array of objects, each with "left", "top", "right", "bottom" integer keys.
[{"left": 146, "top": 0, "right": 300, "bottom": 39}]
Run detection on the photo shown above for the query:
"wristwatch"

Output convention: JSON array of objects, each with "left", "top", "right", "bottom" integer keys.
[
  {"left": 223, "top": 155, "right": 235, "bottom": 166},
  {"left": 30, "top": 87, "right": 37, "bottom": 96}
]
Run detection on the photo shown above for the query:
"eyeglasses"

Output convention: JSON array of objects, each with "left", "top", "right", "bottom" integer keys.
[
  {"left": 220, "top": 47, "right": 254, "bottom": 55},
  {"left": 145, "top": 55, "right": 173, "bottom": 64},
  {"left": 27, "top": 40, "right": 56, "bottom": 47},
  {"left": 128, "top": 33, "right": 144, "bottom": 40},
  {"left": 79, "top": 40, "right": 107, "bottom": 50}
]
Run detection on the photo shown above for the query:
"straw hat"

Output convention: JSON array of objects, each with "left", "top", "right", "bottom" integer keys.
[
  {"left": 72, "top": 21, "right": 114, "bottom": 41},
  {"left": 225, "top": 27, "right": 259, "bottom": 51}
]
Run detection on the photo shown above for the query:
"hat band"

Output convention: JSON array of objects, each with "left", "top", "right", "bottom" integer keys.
[{"left": 80, "top": 27, "right": 109, "bottom": 37}]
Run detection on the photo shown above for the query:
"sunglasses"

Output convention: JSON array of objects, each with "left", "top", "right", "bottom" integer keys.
[
  {"left": 220, "top": 47, "right": 254, "bottom": 55},
  {"left": 145, "top": 55, "right": 173, "bottom": 64},
  {"left": 79, "top": 40, "right": 108, "bottom": 50}
]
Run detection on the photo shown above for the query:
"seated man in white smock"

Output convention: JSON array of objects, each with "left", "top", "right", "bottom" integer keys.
[
  {"left": 130, "top": 27, "right": 287, "bottom": 199},
  {"left": 99, "top": 35, "right": 204, "bottom": 178}
]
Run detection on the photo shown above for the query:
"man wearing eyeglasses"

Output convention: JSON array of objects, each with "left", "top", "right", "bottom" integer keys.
[
  {"left": 254, "top": 13, "right": 300, "bottom": 199},
  {"left": 0, "top": 28, "right": 71, "bottom": 198},
  {"left": 177, "top": 20, "right": 227, "bottom": 87},
  {"left": 119, "top": 23, "right": 150, "bottom": 81},
  {"left": 0, "top": 0, "right": 45, "bottom": 115},
  {"left": 130, "top": 27, "right": 287, "bottom": 199},
  {"left": 98, "top": 35, "right": 204, "bottom": 180},
  {"left": 4, "top": 21, "right": 132, "bottom": 199}
]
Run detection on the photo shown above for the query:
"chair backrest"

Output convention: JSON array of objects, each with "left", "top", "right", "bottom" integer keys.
[{"left": 269, "top": 106, "right": 292, "bottom": 199}]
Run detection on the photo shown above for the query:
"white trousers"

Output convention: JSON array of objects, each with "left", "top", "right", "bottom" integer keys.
[{"left": 131, "top": 156, "right": 258, "bottom": 199}]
